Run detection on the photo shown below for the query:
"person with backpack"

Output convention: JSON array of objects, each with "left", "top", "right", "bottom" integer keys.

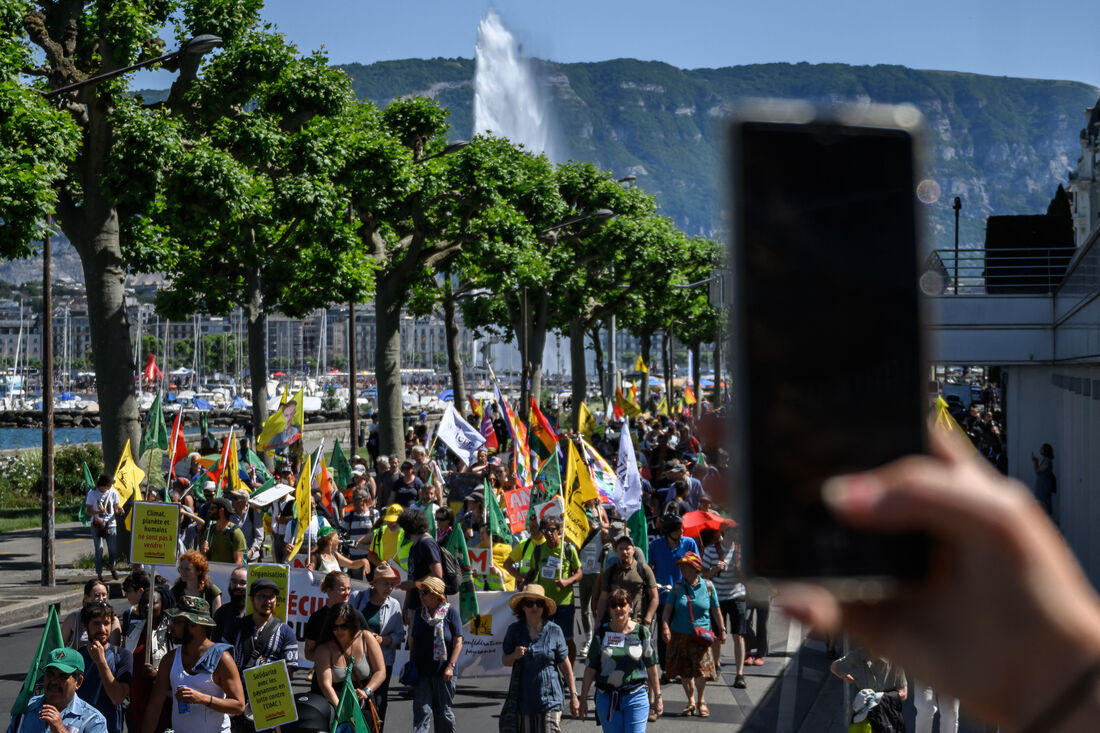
[
  {"left": 524, "top": 518, "right": 583, "bottom": 664},
  {"left": 397, "top": 508, "right": 460, "bottom": 622},
  {"left": 504, "top": 514, "right": 547, "bottom": 589}
]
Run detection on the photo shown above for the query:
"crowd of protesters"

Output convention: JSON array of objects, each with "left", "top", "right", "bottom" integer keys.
[{"left": 13, "top": 399, "right": 770, "bottom": 733}]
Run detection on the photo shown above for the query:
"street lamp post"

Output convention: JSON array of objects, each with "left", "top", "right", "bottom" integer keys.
[
  {"left": 37, "top": 34, "right": 223, "bottom": 587},
  {"left": 953, "top": 196, "right": 962, "bottom": 294}
]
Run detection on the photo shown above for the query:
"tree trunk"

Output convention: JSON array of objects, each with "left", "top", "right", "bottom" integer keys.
[
  {"left": 376, "top": 279, "right": 405, "bottom": 462},
  {"left": 528, "top": 291, "right": 549, "bottom": 416},
  {"left": 443, "top": 289, "right": 465, "bottom": 414},
  {"left": 569, "top": 318, "right": 587, "bottom": 432},
  {"left": 639, "top": 330, "right": 652, "bottom": 410},
  {"left": 663, "top": 327, "right": 674, "bottom": 417},
  {"left": 691, "top": 341, "right": 702, "bottom": 421},
  {"left": 712, "top": 322, "right": 723, "bottom": 406},
  {"left": 589, "top": 324, "right": 606, "bottom": 412},
  {"left": 245, "top": 263, "right": 269, "bottom": 466}
]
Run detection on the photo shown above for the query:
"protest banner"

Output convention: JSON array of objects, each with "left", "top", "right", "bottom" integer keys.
[
  {"left": 467, "top": 546, "right": 492, "bottom": 576},
  {"left": 242, "top": 660, "right": 297, "bottom": 731},
  {"left": 502, "top": 487, "right": 530, "bottom": 533},
  {"left": 129, "top": 502, "right": 179, "bottom": 565},
  {"left": 246, "top": 564, "right": 290, "bottom": 621},
  {"left": 166, "top": 562, "right": 520, "bottom": 677},
  {"left": 532, "top": 496, "right": 564, "bottom": 524}
]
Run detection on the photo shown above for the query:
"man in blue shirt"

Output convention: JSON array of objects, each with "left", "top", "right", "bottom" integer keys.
[
  {"left": 647, "top": 513, "right": 699, "bottom": 680},
  {"left": 7, "top": 647, "right": 107, "bottom": 733},
  {"left": 77, "top": 602, "right": 132, "bottom": 733}
]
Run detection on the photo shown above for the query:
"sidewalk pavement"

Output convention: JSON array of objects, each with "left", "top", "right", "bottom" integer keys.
[{"left": 0, "top": 521, "right": 111, "bottom": 628}]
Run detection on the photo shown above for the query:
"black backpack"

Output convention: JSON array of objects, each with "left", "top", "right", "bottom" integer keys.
[{"left": 439, "top": 545, "right": 463, "bottom": 595}]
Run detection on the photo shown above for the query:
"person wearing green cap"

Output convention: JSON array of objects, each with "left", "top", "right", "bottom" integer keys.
[{"left": 6, "top": 648, "right": 107, "bottom": 733}]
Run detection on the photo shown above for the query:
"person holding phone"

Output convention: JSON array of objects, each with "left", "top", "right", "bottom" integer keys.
[{"left": 782, "top": 428, "right": 1100, "bottom": 733}]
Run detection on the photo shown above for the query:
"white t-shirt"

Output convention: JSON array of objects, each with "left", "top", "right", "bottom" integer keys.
[{"left": 86, "top": 487, "right": 121, "bottom": 529}]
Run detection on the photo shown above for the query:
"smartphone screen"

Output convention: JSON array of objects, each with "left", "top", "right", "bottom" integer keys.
[{"left": 729, "top": 104, "right": 929, "bottom": 581}]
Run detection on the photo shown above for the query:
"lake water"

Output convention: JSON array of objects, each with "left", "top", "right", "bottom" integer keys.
[{"left": 0, "top": 427, "right": 204, "bottom": 451}]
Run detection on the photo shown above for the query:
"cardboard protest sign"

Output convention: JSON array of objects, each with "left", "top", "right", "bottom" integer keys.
[
  {"left": 503, "top": 487, "right": 530, "bottom": 533},
  {"left": 129, "top": 502, "right": 179, "bottom": 565},
  {"left": 242, "top": 660, "right": 297, "bottom": 731},
  {"left": 246, "top": 564, "right": 290, "bottom": 621}
]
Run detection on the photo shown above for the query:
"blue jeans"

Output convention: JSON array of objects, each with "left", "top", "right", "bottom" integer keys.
[
  {"left": 595, "top": 686, "right": 649, "bottom": 733},
  {"left": 412, "top": 676, "right": 455, "bottom": 733},
  {"left": 91, "top": 526, "right": 117, "bottom": 575}
]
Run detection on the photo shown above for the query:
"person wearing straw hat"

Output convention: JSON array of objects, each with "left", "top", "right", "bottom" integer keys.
[
  {"left": 409, "top": 576, "right": 462, "bottom": 733},
  {"left": 501, "top": 584, "right": 580, "bottom": 731},
  {"left": 143, "top": 596, "right": 245, "bottom": 733},
  {"left": 525, "top": 518, "right": 583, "bottom": 664}
]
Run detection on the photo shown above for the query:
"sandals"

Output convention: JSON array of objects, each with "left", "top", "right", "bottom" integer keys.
[
  {"left": 697, "top": 701, "right": 710, "bottom": 717},
  {"left": 682, "top": 703, "right": 696, "bottom": 716}
]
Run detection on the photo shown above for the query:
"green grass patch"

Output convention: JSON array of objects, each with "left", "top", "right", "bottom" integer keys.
[{"left": 0, "top": 500, "right": 82, "bottom": 533}]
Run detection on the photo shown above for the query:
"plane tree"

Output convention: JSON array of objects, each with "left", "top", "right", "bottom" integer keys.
[{"left": 109, "top": 27, "right": 370, "bottom": 439}]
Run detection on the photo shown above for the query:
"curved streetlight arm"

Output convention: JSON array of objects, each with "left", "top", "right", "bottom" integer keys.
[
  {"left": 42, "top": 34, "right": 222, "bottom": 99},
  {"left": 417, "top": 140, "right": 469, "bottom": 164},
  {"left": 540, "top": 208, "right": 615, "bottom": 236}
]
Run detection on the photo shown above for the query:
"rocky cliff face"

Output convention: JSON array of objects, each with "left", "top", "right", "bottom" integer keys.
[{"left": 344, "top": 58, "right": 1099, "bottom": 252}]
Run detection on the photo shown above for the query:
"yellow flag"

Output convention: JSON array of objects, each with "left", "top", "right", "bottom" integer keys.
[
  {"left": 566, "top": 438, "right": 598, "bottom": 504},
  {"left": 226, "top": 429, "right": 245, "bottom": 495},
  {"left": 655, "top": 395, "right": 668, "bottom": 415},
  {"left": 286, "top": 454, "right": 313, "bottom": 563},
  {"left": 933, "top": 396, "right": 976, "bottom": 452},
  {"left": 634, "top": 356, "right": 648, "bottom": 374},
  {"left": 579, "top": 402, "right": 596, "bottom": 439},
  {"left": 113, "top": 439, "right": 145, "bottom": 505},
  {"left": 563, "top": 443, "right": 590, "bottom": 548},
  {"left": 616, "top": 388, "right": 642, "bottom": 418},
  {"left": 684, "top": 385, "right": 697, "bottom": 406},
  {"left": 280, "top": 385, "right": 289, "bottom": 406},
  {"left": 257, "top": 386, "right": 305, "bottom": 453}
]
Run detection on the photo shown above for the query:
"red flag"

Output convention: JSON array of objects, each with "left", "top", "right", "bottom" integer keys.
[
  {"left": 167, "top": 412, "right": 187, "bottom": 482},
  {"left": 480, "top": 407, "right": 498, "bottom": 451},
  {"left": 208, "top": 431, "right": 233, "bottom": 493},
  {"left": 143, "top": 354, "right": 163, "bottom": 382},
  {"left": 612, "top": 396, "right": 624, "bottom": 420}
]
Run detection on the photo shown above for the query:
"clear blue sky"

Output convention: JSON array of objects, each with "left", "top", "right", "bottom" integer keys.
[{"left": 136, "top": 1, "right": 1100, "bottom": 89}]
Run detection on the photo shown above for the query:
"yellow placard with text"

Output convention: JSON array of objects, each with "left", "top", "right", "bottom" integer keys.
[
  {"left": 241, "top": 660, "right": 297, "bottom": 731},
  {"left": 129, "top": 502, "right": 179, "bottom": 565},
  {"left": 246, "top": 564, "right": 290, "bottom": 621}
]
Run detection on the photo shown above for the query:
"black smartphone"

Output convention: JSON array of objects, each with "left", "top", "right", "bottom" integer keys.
[{"left": 728, "top": 101, "right": 930, "bottom": 585}]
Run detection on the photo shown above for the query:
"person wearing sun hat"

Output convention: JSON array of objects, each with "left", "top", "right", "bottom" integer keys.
[
  {"left": 142, "top": 596, "right": 245, "bottom": 733},
  {"left": 8, "top": 648, "right": 108, "bottom": 733},
  {"left": 660, "top": 551, "right": 725, "bottom": 718},
  {"left": 500, "top": 584, "right": 580, "bottom": 730},
  {"left": 409, "top": 575, "right": 463, "bottom": 733}
]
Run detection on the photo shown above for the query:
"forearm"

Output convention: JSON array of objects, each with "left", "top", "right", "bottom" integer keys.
[
  {"left": 579, "top": 667, "right": 597, "bottom": 697},
  {"left": 448, "top": 638, "right": 462, "bottom": 667},
  {"left": 206, "top": 692, "right": 244, "bottom": 715},
  {"left": 557, "top": 659, "right": 577, "bottom": 694}
]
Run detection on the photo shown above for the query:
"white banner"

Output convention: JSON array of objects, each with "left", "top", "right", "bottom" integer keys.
[{"left": 158, "top": 562, "right": 522, "bottom": 677}]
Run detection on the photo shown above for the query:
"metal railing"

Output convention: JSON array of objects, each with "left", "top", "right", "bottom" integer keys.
[{"left": 921, "top": 247, "right": 1076, "bottom": 295}]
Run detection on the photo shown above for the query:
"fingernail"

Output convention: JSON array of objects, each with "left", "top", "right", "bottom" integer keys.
[{"left": 821, "top": 474, "right": 882, "bottom": 513}]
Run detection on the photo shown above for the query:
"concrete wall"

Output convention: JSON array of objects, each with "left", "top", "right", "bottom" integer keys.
[{"left": 1007, "top": 365, "right": 1100, "bottom": 589}]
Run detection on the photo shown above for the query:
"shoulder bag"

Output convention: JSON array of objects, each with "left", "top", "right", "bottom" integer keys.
[
  {"left": 685, "top": 581, "right": 716, "bottom": 647},
  {"left": 498, "top": 655, "right": 523, "bottom": 733}
]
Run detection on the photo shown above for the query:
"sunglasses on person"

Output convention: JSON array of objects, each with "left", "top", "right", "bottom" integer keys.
[
  {"left": 522, "top": 600, "right": 545, "bottom": 609},
  {"left": 609, "top": 602, "right": 630, "bottom": 610}
]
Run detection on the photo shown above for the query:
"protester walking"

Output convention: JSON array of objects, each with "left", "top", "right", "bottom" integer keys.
[
  {"left": 647, "top": 514, "right": 698, "bottom": 680},
  {"left": 500, "top": 584, "right": 580, "bottom": 732},
  {"left": 7, "top": 648, "right": 108, "bottom": 733},
  {"left": 76, "top": 602, "right": 132, "bottom": 733},
  {"left": 660, "top": 552, "right": 724, "bottom": 717},
  {"left": 171, "top": 551, "right": 223, "bottom": 614},
  {"left": 143, "top": 596, "right": 245, "bottom": 733},
  {"left": 350, "top": 562, "right": 404, "bottom": 726},
  {"left": 310, "top": 602, "right": 386, "bottom": 723},
  {"left": 86, "top": 474, "right": 123, "bottom": 581},
  {"left": 62, "top": 579, "right": 121, "bottom": 650},
  {"left": 408, "top": 576, "right": 462, "bottom": 733},
  {"left": 525, "top": 519, "right": 582, "bottom": 663},
  {"left": 701, "top": 527, "right": 747, "bottom": 687},
  {"left": 579, "top": 588, "right": 662, "bottom": 731}
]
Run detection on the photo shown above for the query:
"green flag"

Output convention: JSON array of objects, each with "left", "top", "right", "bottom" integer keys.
[
  {"left": 246, "top": 450, "right": 272, "bottom": 483},
  {"left": 330, "top": 440, "right": 353, "bottom": 491},
  {"left": 533, "top": 451, "right": 562, "bottom": 499},
  {"left": 485, "top": 479, "right": 511, "bottom": 543},
  {"left": 331, "top": 658, "right": 372, "bottom": 733},
  {"left": 443, "top": 525, "right": 479, "bottom": 624},
  {"left": 139, "top": 392, "right": 169, "bottom": 457},
  {"left": 10, "top": 606, "right": 64, "bottom": 715},
  {"left": 626, "top": 508, "right": 649, "bottom": 563},
  {"left": 199, "top": 411, "right": 209, "bottom": 437},
  {"left": 77, "top": 462, "right": 95, "bottom": 527}
]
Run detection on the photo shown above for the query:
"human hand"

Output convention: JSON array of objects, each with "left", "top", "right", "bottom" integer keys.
[
  {"left": 144, "top": 663, "right": 156, "bottom": 678},
  {"left": 554, "top": 579, "right": 568, "bottom": 589},
  {"left": 653, "top": 696, "right": 663, "bottom": 717},
  {"left": 779, "top": 428, "right": 1100, "bottom": 730},
  {"left": 175, "top": 685, "right": 202, "bottom": 704},
  {"left": 719, "top": 630, "right": 727, "bottom": 644},
  {"left": 39, "top": 704, "right": 64, "bottom": 733},
  {"left": 443, "top": 665, "right": 454, "bottom": 682},
  {"left": 577, "top": 697, "right": 587, "bottom": 721},
  {"left": 87, "top": 638, "right": 107, "bottom": 666},
  {"left": 716, "top": 560, "right": 728, "bottom": 571},
  {"left": 569, "top": 696, "right": 580, "bottom": 718},
  {"left": 661, "top": 625, "right": 671, "bottom": 644}
]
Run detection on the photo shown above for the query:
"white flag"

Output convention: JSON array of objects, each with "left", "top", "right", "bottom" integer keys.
[
  {"left": 616, "top": 418, "right": 643, "bottom": 517},
  {"left": 437, "top": 403, "right": 486, "bottom": 466}
]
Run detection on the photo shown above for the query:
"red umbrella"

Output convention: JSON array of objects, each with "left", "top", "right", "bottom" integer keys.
[
  {"left": 681, "top": 510, "right": 736, "bottom": 539},
  {"left": 272, "top": 371, "right": 286, "bottom": 377}
]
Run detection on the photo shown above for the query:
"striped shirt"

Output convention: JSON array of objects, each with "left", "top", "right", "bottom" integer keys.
[{"left": 701, "top": 543, "right": 745, "bottom": 600}]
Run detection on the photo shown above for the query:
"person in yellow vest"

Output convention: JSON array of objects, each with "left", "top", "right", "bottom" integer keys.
[
  {"left": 504, "top": 513, "right": 546, "bottom": 590},
  {"left": 369, "top": 504, "right": 412, "bottom": 574},
  {"left": 473, "top": 521, "right": 515, "bottom": 591}
]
